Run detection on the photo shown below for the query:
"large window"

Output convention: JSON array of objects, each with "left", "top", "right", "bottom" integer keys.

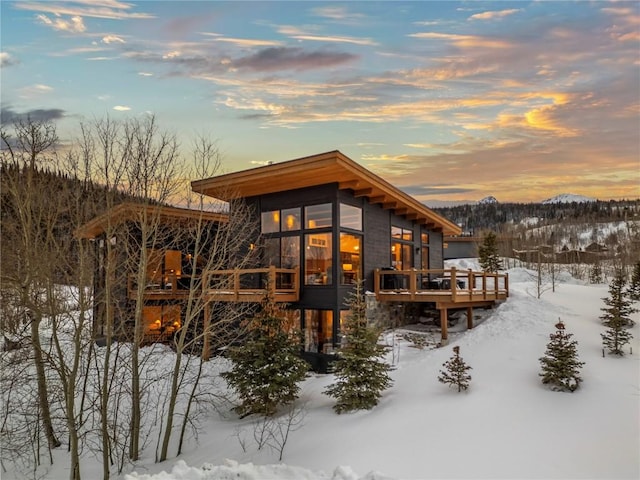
[
  {"left": 391, "top": 226, "right": 413, "bottom": 270},
  {"left": 305, "top": 203, "right": 332, "bottom": 229},
  {"left": 263, "top": 237, "right": 300, "bottom": 269},
  {"left": 305, "top": 232, "right": 332, "bottom": 285},
  {"left": 340, "top": 233, "right": 361, "bottom": 284},
  {"left": 340, "top": 203, "right": 362, "bottom": 231},
  {"left": 261, "top": 208, "right": 301, "bottom": 233},
  {"left": 304, "top": 310, "right": 333, "bottom": 353}
]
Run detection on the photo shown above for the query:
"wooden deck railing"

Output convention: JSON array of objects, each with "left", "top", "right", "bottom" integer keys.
[
  {"left": 128, "top": 273, "right": 198, "bottom": 299},
  {"left": 202, "top": 266, "right": 300, "bottom": 302},
  {"left": 374, "top": 267, "right": 509, "bottom": 305}
]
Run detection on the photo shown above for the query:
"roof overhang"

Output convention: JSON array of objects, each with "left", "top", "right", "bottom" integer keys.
[
  {"left": 75, "top": 202, "right": 228, "bottom": 239},
  {"left": 191, "top": 150, "right": 461, "bottom": 236}
]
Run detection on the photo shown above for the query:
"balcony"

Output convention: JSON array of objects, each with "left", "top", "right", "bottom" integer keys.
[
  {"left": 128, "top": 273, "right": 198, "bottom": 300},
  {"left": 202, "top": 266, "right": 300, "bottom": 303},
  {"left": 129, "top": 267, "right": 300, "bottom": 303},
  {"left": 374, "top": 267, "right": 509, "bottom": 307}
]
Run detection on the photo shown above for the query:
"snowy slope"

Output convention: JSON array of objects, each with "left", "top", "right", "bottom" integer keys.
[{"left": 120, "top": 261, "right": 639, "bottom": 480}]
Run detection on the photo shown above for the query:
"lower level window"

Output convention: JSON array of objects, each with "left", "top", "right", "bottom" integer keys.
[{"left": 304, "top": 310, "right": 334, "bottom": 353}]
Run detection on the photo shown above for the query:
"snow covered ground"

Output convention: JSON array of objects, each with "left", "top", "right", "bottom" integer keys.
[{"left": 10, "top": 260, "right": 640, "bottom": 480}]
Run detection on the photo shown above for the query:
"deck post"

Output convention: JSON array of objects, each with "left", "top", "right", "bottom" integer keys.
[
  {"left": 482, "top": 273, "right": 487, "bottom": 300},
  {"left": 440, "top": 307, "right": 449, "bottom": 346},
  {"left": 468, "top": 269, "right": 473, "bottom": 300},
  {"left": 451, "top": 267, "right": 457, "bottom": 302},
  {"left": 467, "top": 306, "right": 473, "bottom": 330},
  {"left": 374, "top": 268, "right": 380, "bottom": 297},
  {"left": 505, "top": 272, "right": 509, "bottom": 297},
  {"left": 268, "top": 265, "right": 276, "bottom": 298},
  {"left": 202, "top": 302, "right": 211, "bottom": 361}
]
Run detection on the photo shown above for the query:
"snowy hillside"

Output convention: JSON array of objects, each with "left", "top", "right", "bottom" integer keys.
[
  {"left": 542, "top": 193, "right": 596, "bottom": 204},
  {"left": 121, "top": 260, "right": 639, "bottom": 480},
  {"left": 4, "top": 261, "right": 638, "bottom": 480}
]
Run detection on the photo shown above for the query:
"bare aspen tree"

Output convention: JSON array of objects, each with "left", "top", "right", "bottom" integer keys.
[
  {"left": 157, "top": 136, "right": 258, "bottom": 461},
  {"left": 1, "top": 119, "right": 62, "bottom": 456}
]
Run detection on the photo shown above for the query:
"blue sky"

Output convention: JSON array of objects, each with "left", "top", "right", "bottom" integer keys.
[{"left": 1, "top": 1, "right": 639, "bottom": 203}]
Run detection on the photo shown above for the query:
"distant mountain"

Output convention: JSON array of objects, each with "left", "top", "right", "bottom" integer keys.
[
  {"left": 542, "top": 193, "right": 596, "bottom": 204},
  {"left": 478, "top": 196, "right": 498, "bottom": 205}
]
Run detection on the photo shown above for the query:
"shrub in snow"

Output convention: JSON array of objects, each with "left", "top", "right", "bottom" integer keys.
[
  {"left": 438, "top": 346, "right": 472, "bottom": 392},
  {"left": 222, "top": 294, "right": 309, "bottom": 417},
  {"left": 478, "top": 231, "right": 503, "bottom": 273},
  {"left": 324, "top": 280, "right": 393, "bottom": 414},
  {"left": 539, "top": 320, "right": 584, "bottom": 392}
]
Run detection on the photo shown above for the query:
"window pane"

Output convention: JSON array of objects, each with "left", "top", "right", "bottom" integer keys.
[
  {"left": 305, "top": 203, "right": 332, "bottom": 229},
  {"left": 340, "top": 233, "right": 361, "bottom": 284},
  {"left": 261, "top": 210, "right": 280, "bottom": 233},
  {"left": 264, "top": 238, "right": 280, "bottom": 267},
  {"left": 421, "top": 232, "right": 429, "bottom": 244},
  {"left": 340, "top": 203, "right": 362, "bottom": 230},
  {"left": 304, "top": 310, "right": 333, "bottom": 353},
  {"left": 281, "top": 236, "right": 300, "bottom": 268},
  {"left": 391, "top": 226, "right": 403, "bottom": 239},
  {"left": 402, "top": 228, "right": 413, "bottom": 241},
  {"left": 304, "top": 233, "right": 332, "bottom": 285},
  {"left": 281, "top": 208, "right": 301, "bottom": 231}
]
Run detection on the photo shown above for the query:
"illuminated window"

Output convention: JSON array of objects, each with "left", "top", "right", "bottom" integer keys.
[
  {"left": 340, "top": 233, "right": 361, "bottom": 284},
  {"left": 304, "top": 310, "right": 334, "bottom": 353},
  {"left": 261, "top": 210, "right": 280, "bottom": 233},
  {"left": 305, "top": 233, "right": 332, "bottom": 285},
  {"left": 281, "top": 208, "right": 301, "bottom": 231}
]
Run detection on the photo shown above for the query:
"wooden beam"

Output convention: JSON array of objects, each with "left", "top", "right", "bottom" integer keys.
[
  {"left": 339, "top": 179, "right": 360, "bottom": 190},
  {"left": 382, "top": 201, "right": 397, "bottom": 210},
  {"left": 354, "top": 187, "right": 374, "bottom": 197},
  {"left": 369, "top": 195, "right": 387, "bottom": 204},
  {"left": 406, "top": 213, "right": 419, "bottom": 220},
  {"left": 467, "top": 307, "right": 473, "bottom": 330},
  {"left": 395, "top": 208, "right": 409, "bottom": 215}
]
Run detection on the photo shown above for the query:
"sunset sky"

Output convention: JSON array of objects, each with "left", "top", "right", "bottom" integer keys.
[{"left": 1, "top": 1, "right": 639, "bottom": 204}]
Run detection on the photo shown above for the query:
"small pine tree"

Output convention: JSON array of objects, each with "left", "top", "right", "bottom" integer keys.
[
  {"left": 601, "top": 270, "right": 636, "bottom": 355},
  {"left": 438, "top": 346, "right": 472, "bottom": 392},
  {"left": 589, "top": 259, "right": 603, "bottom": 284},
  {"left": 478, "top": 231, "right": 503, "bottom": 273},
  {"left": 600, "top": 269, "right": 637, "bottom": 329},
  {"left": 629, "top": 261, "right": 640, "bottom": 301},
  {"left": 324, "top": 280, "right": 393, "bottom": 414},
  {"left": 539, "top": 320, "right": 584, "bottom": 392},
  {"left": 222, "top": 294, "right": 309, "bottom": 417}
]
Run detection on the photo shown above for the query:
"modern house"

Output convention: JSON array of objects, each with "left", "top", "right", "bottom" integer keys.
[{"left": 79, "top": 150, "right": 508, "bottom": 371}]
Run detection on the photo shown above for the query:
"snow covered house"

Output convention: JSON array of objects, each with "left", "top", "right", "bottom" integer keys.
[{"left": 78, "top": 151, "right": 508, "bottom": 371}]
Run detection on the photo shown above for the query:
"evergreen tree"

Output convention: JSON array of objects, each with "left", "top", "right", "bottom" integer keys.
[
  {"left": 600, "top": 269, "right": 637, "bottom": 328},
  {"left": 478, "top": 231, "right": 503, "bottom": 273},
  {"left": 438, "top": 346, "right": 472, "bottom": 392},
  {"left": 324, "top": 280, "right": 393, "bottom": 414},
  {"left": 589, "top": 258, "right": 603, "bottom": 284},
  {"left": 600, "top": 270, "right": 636, "bottom": 355},
  {"left": 539, "top": 320, "right": 584, "bottom": 392},
  {"left": 222, "top": 294, "right": 309, "bottom": 417},
  {"left": 629, "top": 261, "right": 640, "bottom": 301}
]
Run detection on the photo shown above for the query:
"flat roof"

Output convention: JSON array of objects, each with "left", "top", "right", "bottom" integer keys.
[
  {"left": 191, "top": 150, "right": 461, "bottom": 236},
  {"left": 75, "top": 202, "right": 228, "bottom": 239}
]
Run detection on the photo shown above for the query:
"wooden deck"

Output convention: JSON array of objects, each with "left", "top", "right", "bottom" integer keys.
[
  {"left": 374, "top": 267, "right": 508, "bottom": 306},
  {"left": 129, "top": 267, "right": 300, "bottom": 303}
]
